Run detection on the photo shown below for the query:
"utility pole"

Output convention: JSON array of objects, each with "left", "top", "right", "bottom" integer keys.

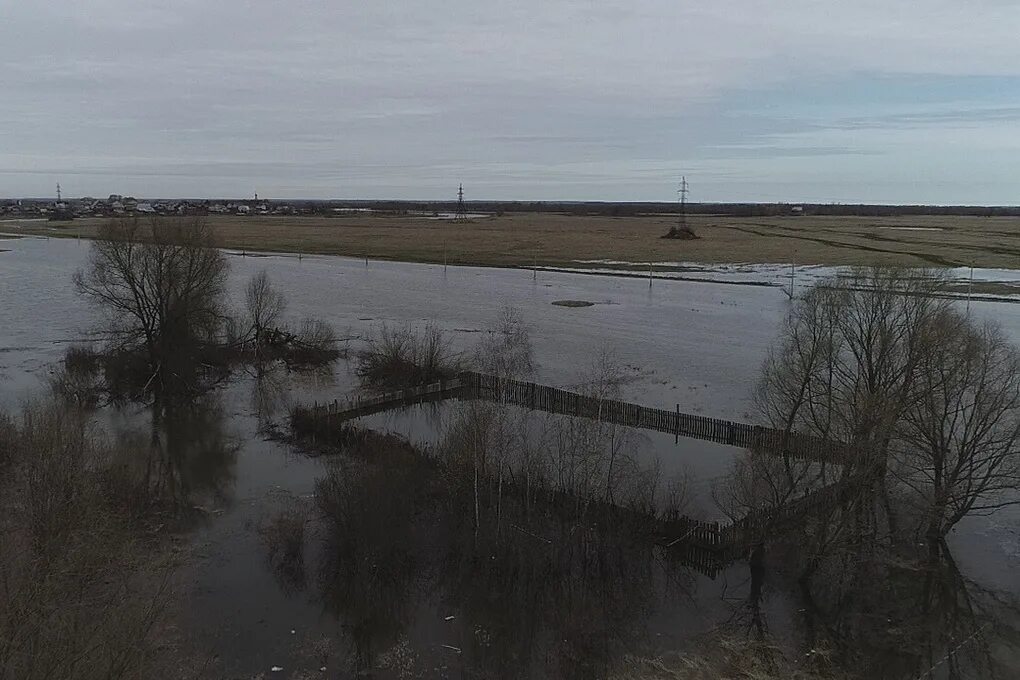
[
  {"left": 966, "top": 263, "right": 975, "bottom": 314},
  {"left": 787, "top": 260, "right": 796, "bottom": 300}
]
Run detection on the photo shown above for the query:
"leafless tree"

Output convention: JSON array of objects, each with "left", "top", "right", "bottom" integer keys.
[
  {"left": 754, "top": 266, "right": 1020, "bottom": 547},
  {"left": 892, "top": 316, "right": 1020, "bottom": 538},
  {"left": 474, "top": 305, "right": 535, "bottom": 380},
  {"left": 243, "top": 269, "right": 286, "bottom": 347},
  {"left": 757, "top": 267, "right": 951, "bottom": 466},
  {"left": 74, "top": 217, "right": 228, "bottom": 389},
  {"left": 229, "top": 271, "right": 339, "bottom": 368}
]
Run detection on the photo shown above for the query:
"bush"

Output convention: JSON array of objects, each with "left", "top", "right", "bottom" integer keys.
[
  {"left": 50, "top": 345, "right": 104, "bottom": 407},
  {"left": 356, "top": 324, "right": 462, "bottom": 388},
  {"left": 258, "top": 499, "right": 309, "bottom": 593},
  {"left": 0, "top": 401, "right": 172, "bottom": 680}
]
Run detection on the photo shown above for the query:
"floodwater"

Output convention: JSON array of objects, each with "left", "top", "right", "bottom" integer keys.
[
  {"left": 557, "top": 260, "right": 1020, "bottom": 300},
  {"left": 2, "top": 233, "right": 1019, "bottom": 678},
  {"left": 357, "top": 401, "right": 740, "bottom": 519}
]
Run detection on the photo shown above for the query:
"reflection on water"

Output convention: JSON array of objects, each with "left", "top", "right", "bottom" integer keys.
[
  {"left": 356, "top": 400, "right": 740, "bottom": 519},
  {"left": 314, "top": 433, "right": 693, "bottom": 679},
  {"left": 108, "top": 395, "right": 239, "bottom": 517},
  {"left": 247, "top": 361, "right": 337, "bottom": 436},
  {"left": 783, "top": 541, "right": 1020, "bottom": 680},
  {"left": 302, "top": 412, "right": 1020, "bottom": 679}
]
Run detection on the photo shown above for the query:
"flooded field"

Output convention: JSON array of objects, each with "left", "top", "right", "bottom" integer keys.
[{"left": 2, "top": 234, "right": 1019, "bottom": 678}]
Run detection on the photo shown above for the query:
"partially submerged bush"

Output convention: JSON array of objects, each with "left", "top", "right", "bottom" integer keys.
[
  {"left": 356, "top": 323, "right": 462, "bottom": 388},
  {"left": 289, "top": 318, "right": 341, "bottom": 365},
  {"left": 258, "top": 498, "right": 309, "bottom": 593},
  {"left": 50, "top": 345, "right": 104, "bottom": 407},
  {"left": 230, "top": 271, "right": 341, "bottom": 368}
]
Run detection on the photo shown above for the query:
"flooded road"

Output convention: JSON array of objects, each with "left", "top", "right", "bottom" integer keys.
[{"left": 2, "top": 234, "right": 1019, "bottom": 678}]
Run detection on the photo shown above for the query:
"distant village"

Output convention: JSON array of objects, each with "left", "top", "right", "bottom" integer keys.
[{"left": 0, "top": 195, "right": 331, "bottom": 220}]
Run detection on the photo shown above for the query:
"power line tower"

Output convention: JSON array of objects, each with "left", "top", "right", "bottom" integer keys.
[
  {"left": 455, "top": 183, "right": 466, "bottom": 221},
  {"left": 662, "top": 175, "right": 699, "bottom": 240},
  {"left": 677, "top": 176, "right": 688, "bottom": 233},
  {"left": 56, "top": 183, "right": 62, "bottom": 203}
]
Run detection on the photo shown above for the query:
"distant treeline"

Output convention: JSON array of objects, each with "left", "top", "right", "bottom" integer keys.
[{"left": 321, "top": 200, "right": 1020, "bottom": 218}]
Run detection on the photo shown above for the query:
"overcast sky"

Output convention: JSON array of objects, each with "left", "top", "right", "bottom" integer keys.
[{"left": 2, "top": 1, "right": 1019, "bottom": 203}]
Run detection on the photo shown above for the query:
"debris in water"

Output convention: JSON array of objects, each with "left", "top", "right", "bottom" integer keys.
[
  {"left": 271, "top": 666, "right": 284, "bottom": 672},
  {"left": 551, "top": 300, "right": 595, "bottom": 308},
  {"left": 441, "top": 644, "right": 462, "bottom": 654},
  {"left": 444, "top": 615, "right": 456, "bottom": 621}
]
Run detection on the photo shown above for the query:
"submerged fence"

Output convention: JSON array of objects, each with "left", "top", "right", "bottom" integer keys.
[
  {"left": 304, "top": 375, "right": 470, "bottom": 426},
  {"left": 295, "top": 371, "right": 864, "bottom": 576},
  {"left": 300, "top": 371, "right": 854, "bottom": 464}
]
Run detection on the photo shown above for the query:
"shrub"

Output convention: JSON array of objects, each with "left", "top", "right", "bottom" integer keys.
[
  {"left": 0, "top": 400, "right": 172, "bottom": 680},
  {"left": 356, "top": 324, "right": 462, "bottom": 388}
]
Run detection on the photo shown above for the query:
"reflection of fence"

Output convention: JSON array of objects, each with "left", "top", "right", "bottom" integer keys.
[
  {"left": 296, "top": 371, "right": 862, "bottom": 579},
  {"left": 304, "top": 376, "right": 470, "bottom": 425},
  {"left": 300, "top": 371, "right": 853, "bottom": 463},
  {"left": 654, "top": 475, "right": 865, "bottom": 578}
]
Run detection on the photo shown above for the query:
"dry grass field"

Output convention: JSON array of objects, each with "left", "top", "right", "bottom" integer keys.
[{"left": 18, "top": 212, "right": 1020, "bottom": 269}]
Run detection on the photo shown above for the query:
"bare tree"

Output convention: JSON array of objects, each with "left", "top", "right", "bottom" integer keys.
[
  {"left": 74, "top": 217, "right": 227, "bottom": 389},
  {"left": 583, "top": 348, "right": 631, "bottom": 505},
  {"left": 243, "top": 269, "right": 286, "bottom": 347},
  {"left": 757, "top": 267, "right": 951, "bottom": 465},
  {"left": 754, "top": 266, "right": 1020, "bottom": 549},
  {"left": 892, "top": 316, "right": 1020, "bottom": 538},
  {"left": 474, "top": 305, "right": 535, "bottom": 381},
  {"left": 456, "top": 306, "right": 536, "bottom": 533}
]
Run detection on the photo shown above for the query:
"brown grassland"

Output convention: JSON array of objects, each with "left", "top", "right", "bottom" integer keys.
[{"left": 18, "top": 212, "right": 1020, "bottom": 270}]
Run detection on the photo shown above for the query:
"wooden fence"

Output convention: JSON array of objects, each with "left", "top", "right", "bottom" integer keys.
[
  {"left": 301, "top": 376, "right": 471, "bottom": 427},
  {"left": 297, "top": 371, "right": 854, "bottom": 464},
  {"left": 650, "top": 471, "right": 867, "bottom": 577},
  {"left": 294, "top": 371, "right": 864, "bottom": 576}
]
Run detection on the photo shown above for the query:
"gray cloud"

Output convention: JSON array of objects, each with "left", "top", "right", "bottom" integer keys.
[{"left": 1, "top": 1, "right": 1019, "bottom": 202}]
